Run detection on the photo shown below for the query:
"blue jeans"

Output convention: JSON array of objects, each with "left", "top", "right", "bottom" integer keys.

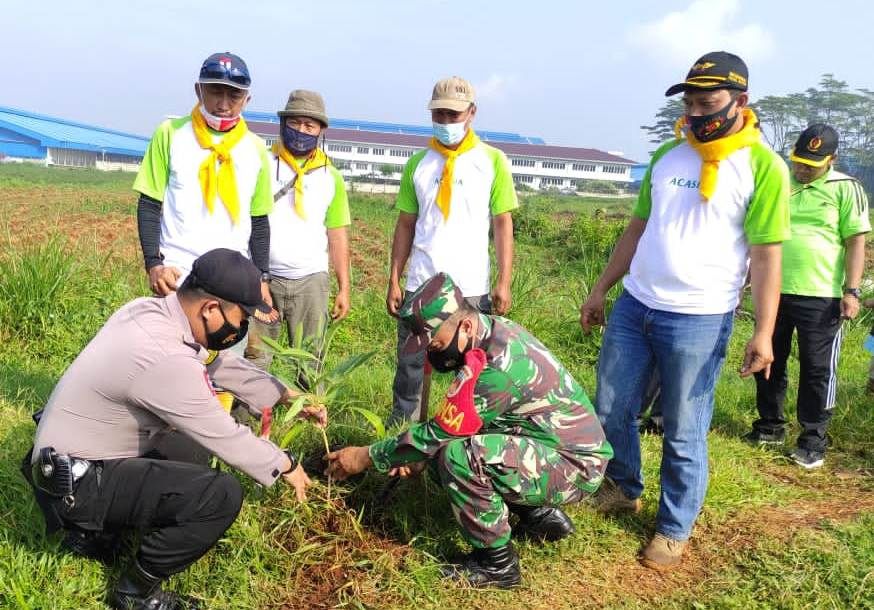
[{"left": 595, "top": 291, "right": 733, "bottom": 541}]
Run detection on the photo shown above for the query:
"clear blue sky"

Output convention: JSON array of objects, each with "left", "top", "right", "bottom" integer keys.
[{"left": 3, "top": 0, "right": 872, "bottom": 161}]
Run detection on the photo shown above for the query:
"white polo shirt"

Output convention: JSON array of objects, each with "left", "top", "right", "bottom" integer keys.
[
  {"left": 266, "top": 153, "right": 350, "bottom": 280},
  {"left": 624, "top": 138, "right": 790, "bottom": 314},
  {"left": 396, "top": 135, "right": 518, "bottom": 297},
  {"left": 133, "top": 116, "right": 272, "bottom": 280}
]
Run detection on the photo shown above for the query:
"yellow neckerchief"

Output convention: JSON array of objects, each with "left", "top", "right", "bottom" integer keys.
[
  {"left": 428, "top": 129, "right": 479, "bottom": 221},
  {"left": 271, "top": 142, "right": 331, "bottom": 220},
  {"left": 190, "top": 104, "right": 248, "bottom": 224},
  {"left": 673, "top": 107, "right": 761, "bottom": 202}
]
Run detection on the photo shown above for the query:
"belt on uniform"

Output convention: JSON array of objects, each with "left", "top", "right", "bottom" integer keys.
[{"left": 31, "top": 447, "right": 93, "bottom": 506}]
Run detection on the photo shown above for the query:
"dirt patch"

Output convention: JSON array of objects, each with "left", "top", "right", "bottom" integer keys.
[
  {"left": 350, "top": 223, "right": 390, "bottom": 290},
  {"left": 263, "top": 492, "right": 413, "bottom": 609}
]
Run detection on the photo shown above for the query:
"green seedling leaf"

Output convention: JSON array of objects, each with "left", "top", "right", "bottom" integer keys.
[
  {"left": 279, "top": 421, "right": 307, "bottom": 449},
  {"left": 347, "top": 406, "right": 386, "bottom": 439},
  {"left": 281, "top": 394, "right": 308, "bottom": 424},
  {"left": 324, "top": 350, "right": 377, "bottom": 381}
]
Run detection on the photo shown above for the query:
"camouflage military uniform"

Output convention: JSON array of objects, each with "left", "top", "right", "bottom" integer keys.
[{"left": 370, "top": 313, "right": 613, "bottom": 549}]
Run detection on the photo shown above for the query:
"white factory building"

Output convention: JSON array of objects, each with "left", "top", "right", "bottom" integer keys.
[{"left": 244, "top": 112, "right": 637, "bottom": 192}]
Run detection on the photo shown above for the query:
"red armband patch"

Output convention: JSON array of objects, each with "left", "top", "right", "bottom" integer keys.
[{"left": 434, "top": 349, "right": 487, "bottom": 436}]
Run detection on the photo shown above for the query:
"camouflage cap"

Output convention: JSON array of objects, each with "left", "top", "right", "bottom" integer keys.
[{"left": 398, "top": 273, "right": 464, "bottom": 353}]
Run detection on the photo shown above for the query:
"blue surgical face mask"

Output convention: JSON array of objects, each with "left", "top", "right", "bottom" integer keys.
[
  {"left": 281, "top": 124, "right": 319, "bottom": 154},
  {"left": 432, "top": 121, "right": 467, "bottom": 146}
]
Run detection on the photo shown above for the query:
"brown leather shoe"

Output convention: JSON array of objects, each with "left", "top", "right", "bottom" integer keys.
[
  {"left": 639, "top": 533, "right": 687, "bottom": 571},
  {"left": 589, "top": 477, "right": 642, "bottom": 514}
]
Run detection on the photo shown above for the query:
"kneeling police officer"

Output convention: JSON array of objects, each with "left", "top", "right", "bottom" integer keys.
[{"left": 23, "top": 249, "right": 322, "bottom": 610}]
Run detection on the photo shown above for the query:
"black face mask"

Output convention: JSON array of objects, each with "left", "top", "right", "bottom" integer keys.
[
  {"left": 427, "top": 323, "right": 470, "bottom": 373},
  {"left": 280, "top": 124, "right": 319, "bottom": 154},
  {"left": 687, "top": 99, "right": 738, "bottom": 142},
  {"left": 204, "top": 305, "right": 248, "bottom": 351}
]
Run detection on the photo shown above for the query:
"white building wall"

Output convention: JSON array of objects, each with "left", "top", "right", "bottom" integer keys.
[{"left": 260, "top": 135, "right": 633, "bottom": 191}]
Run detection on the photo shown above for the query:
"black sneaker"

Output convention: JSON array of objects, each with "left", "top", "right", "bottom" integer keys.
[
  {"left": 743, "top": 428, "right": 785, "bottom": 445},
  {"left": 640, "top": 416, "right": 664, "bottom": 436},
  {"left": 789, "top": 447, "right": 824, "bottom": 470}
]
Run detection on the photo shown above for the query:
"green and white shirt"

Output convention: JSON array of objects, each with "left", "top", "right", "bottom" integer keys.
[
  {"left": 626, "top": 138, "right": 790, "bottom": 314},
  {"left": 396, "top": 138, "right": 518, "bottom": 297},
  {"left": 133, "top": 116, "right": 272, "bottom": 279},
  {"left": 267, "top": 154, "right": 350, "bottom": 280},
  {"left": 782, "top": 169, "right": 870, "bottom": 298}
]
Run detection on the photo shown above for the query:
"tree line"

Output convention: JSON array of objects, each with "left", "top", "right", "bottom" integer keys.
[{"left": 641, "top": 75, "right": 874, "bottom": 195}]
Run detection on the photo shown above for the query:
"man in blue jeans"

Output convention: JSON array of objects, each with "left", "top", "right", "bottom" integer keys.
[{"left": 579, "top": 51, "right": 789, "bottom": 571}]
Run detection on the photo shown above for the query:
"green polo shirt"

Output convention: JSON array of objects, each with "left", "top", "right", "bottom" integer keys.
[{"left": 782, "top": 169, "right": 870, "bottom": 298}]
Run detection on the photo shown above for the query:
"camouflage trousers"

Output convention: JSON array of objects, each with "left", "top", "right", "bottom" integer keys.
[{"left": 435, "top": 434, "right": 608, "bottom": 549}]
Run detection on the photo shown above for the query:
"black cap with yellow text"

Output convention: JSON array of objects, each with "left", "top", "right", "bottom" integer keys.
[
  {"left": 790, "top": 124, "right": 839, "bottom": 167},
  {"left": 665, "top": 51, "right": 748, "bottom": 96}
]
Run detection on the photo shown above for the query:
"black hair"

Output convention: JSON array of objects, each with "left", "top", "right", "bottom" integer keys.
[{"left": 177, "top": 276, "right": 232, "bottom": 309}]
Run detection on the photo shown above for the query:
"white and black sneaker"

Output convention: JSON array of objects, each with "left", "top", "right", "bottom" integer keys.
[{"left": 789, "top": 447, "right": 825, "bottom": 470}]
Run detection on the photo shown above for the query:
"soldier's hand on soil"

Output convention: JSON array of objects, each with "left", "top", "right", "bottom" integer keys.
[
  {"left": 388, "top": 462, "right": 426, "bottom": 478},
  {"left": 324, "top": 446, "right": 372, "bottom": 480},
  {"left": 580, "top": 291, "right": 607, "bottom": 333},
  {"left": 148, "top": 265, "right": 181, "bottom": 297},
  {"left": 386, "top": 281, "right": 404, "bottom": 316},
  {"left": 300, "top": 405, "right": 328, "bottom": 428},
  {"left": 282, "top": 463, "right": 312, "bottom": 502}
]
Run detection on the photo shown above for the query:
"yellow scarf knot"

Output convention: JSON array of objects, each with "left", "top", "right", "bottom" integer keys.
[
  {"left": 429, "top": 129, "right": 479, "bottom": 222},
  {"left": 271, "top": 142, "right": 332, "bottom": 220},
  {"left": 190, "top": 105, "right": 248, "bottom": 224},
  {"left": 674, "top": 108, "right": 761, "bottom": 202}
]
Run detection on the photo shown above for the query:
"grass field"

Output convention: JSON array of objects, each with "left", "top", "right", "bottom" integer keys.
[{"left": 0, "top": 163, "right": 872, "bottom": 609}]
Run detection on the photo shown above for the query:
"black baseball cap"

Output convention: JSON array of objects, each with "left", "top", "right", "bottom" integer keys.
[
  {"left": 198, "top": 52, "right": 251, "bottom": 90},
  {"left": 665, "top": 51, "right": 748, "bottom": 96},
  {"left": 790, "top": 124, "right": 839, "bottom": 167},
  {"left": 188, "top": 249, "right": 271, "bottom": 316}
]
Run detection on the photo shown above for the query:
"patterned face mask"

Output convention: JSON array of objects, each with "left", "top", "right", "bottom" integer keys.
[
  {"left": 281, "top": 124, "right": 319, "bottom": 154},
  {"left": 686, "top": 99, "right": 738, "bottom": 142}
]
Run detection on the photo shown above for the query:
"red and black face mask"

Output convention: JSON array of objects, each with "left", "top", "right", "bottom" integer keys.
[{"left": 687, "top": 99, "right": 738, "bottom": 142}]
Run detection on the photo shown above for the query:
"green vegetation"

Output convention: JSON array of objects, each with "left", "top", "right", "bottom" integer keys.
[{"left": 0, "top": 164, "right": 872, "bottom": 609}]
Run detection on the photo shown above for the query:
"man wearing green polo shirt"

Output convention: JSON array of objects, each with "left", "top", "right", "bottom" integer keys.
[
  {"left": 385, "top": 76, "right": 518, "bottom": 424},
  {"left": 746, "top": 124, "right": 869, "bottom": 469}
]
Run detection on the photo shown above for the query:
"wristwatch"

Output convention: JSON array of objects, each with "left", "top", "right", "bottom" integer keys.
[
  {"left": 260, "top": 272, "right": 272, "bottom": 284},
  {"left": 282, "top": 450, "right": 298, "bottom": 474},
  {"left": 843, "top": 287, "right": 861, "bottom": 299}
]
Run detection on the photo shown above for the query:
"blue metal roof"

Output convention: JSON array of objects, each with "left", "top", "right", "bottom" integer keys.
[
  {"left": 244, "top": 110, "right": 546, "bottom": 145},
  {"left": 0, "top": 105, "right": 149, "bottom": 157}
]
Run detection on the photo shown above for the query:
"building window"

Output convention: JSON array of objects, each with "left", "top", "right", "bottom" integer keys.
[
  {"left": 355, "top": 162, "right": 369, "bottom": 170},
  {"left": 390, "top": 148, "right": 413, "bottom": 158},
  {"left": 513, "top": 175, "right": 534, "bottom": 184},
  {"left": 572, "top": 163, "right": 596, "bottom": 172},
  {"left": 263, "top": 138, "right": 276, "bottom": 147},
  {"left": 601, "top": 164, "right": 627, "bottom": 174},
  {"left": 542, "top": 161, "right": 566, "bottom": 170},
  {"left": 357, "top": 146, "right": 370, "bottom": 154},
  {"left": 542, "top": 177, "right": 564, "bottom": 186},
  {"left": 372, "top": 148, "right": 385, "bottom": 156},
  {"left": 327, "top": 144, "right": 353, "bottom": 153},
  {"left": 511, "top": 158, "right": 536, "bottom": 167}
]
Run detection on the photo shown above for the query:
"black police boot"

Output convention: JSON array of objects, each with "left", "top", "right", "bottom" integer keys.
[
  {"left": 509, "top": 504, "right": 576, "bottom": 542},
  {"left": 109, "top": 559, "right": 180, "bottom": 610},
  {"left": 440, "top": 542, "right": 522, "bottom": 589},
  {"left": 61, "top": 528, "right": 123, "bottom": 565}
]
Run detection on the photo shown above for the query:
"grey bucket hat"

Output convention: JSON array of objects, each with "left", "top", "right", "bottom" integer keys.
[{"left": 277, "top": 90, "right": 329, "bottom": 127}]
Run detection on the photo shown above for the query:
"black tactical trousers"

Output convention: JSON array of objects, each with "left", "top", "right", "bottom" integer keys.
[
  {"left": 35, "top": 457, "right": 243, "bottom": 577},
  {"left": 753, "top": 294, "right": 843, "bottom": 453}
]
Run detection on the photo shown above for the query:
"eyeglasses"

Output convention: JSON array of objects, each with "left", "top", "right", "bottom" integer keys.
[{"left": 199, "top": 59, "right": 251, "bottom": 88}]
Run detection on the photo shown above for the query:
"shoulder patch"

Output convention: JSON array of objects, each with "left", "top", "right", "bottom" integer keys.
[{"left": 434, "top": 349, "right": 486, "bottom": 436}]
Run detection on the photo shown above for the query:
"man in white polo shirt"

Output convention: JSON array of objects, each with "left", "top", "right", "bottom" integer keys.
[
  {"left": 580, "top": 52, "right": 790, "bottom": 570},
  {"left": 386, "top": 76, "right": 518, "bottom": 425},
  {"left": 134, "top": 52, "right": 275, "bottom": 324},
  {"left": 246, "top": 90, "right": 351, "bottom": 371}
]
